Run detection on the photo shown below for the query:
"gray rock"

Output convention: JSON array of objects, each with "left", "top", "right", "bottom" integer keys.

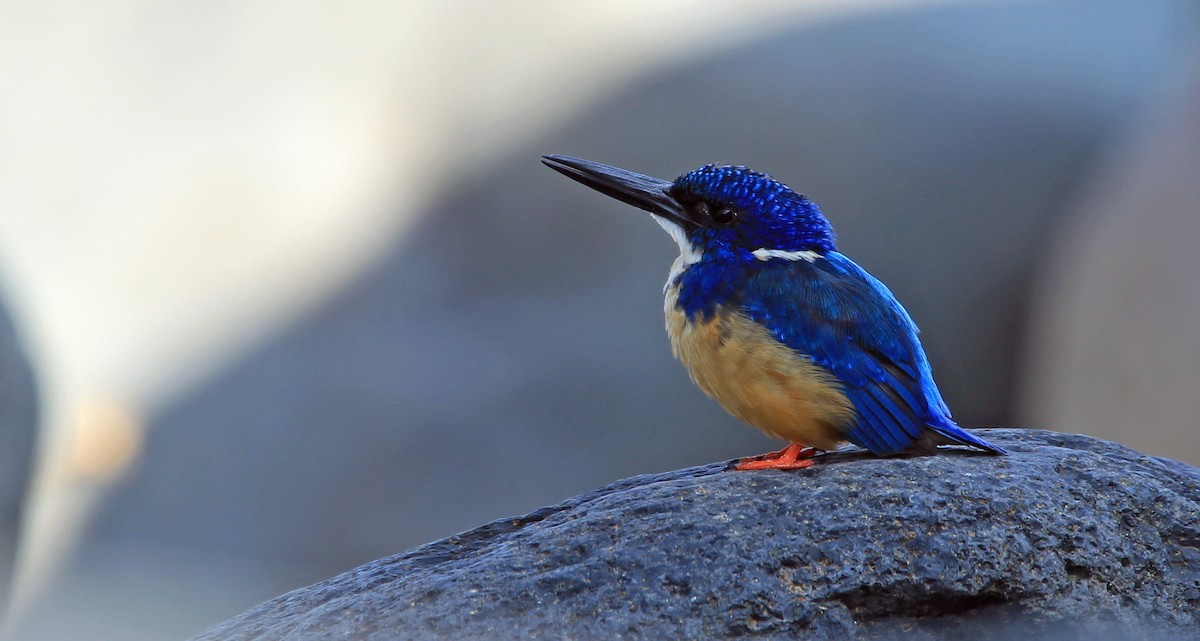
[{"left": 194, "top": 429, "right": 1199, "bottom": 641}]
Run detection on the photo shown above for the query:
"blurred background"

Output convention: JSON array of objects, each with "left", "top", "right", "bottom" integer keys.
[{"left": 0, "top": 0, "right": 1198, "bottom": 638}]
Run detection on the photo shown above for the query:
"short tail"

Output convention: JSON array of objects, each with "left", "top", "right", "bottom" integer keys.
[{"left": 927, "top": 420, "right": 1007, "bottom": 455}]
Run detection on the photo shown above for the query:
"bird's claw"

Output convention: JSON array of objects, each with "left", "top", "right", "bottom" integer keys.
[{"left": 734, "top": 443, "right": 822, "bottom": 471}]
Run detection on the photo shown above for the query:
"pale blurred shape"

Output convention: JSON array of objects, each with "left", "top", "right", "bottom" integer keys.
[
  {"left": 1021, "top": 45, "right": 1200, "bottom": 466},
  {"left": 68, "top": 401, "right": 142, "bottom": 482}
]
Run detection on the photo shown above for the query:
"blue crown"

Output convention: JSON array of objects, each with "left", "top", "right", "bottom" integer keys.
[{"left": 673, "top": 164, "right": 835, "bottom": 254}]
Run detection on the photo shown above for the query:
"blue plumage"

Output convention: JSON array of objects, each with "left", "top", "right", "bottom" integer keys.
[
  {"left": 673, "top": 164, "right": 835, "bottom": 254},
  {"left": 542, "top": 154, "right": 1006, "bottom": 463},
  {"left": 673, "top": 249, "right": 991, "bottom": 456},
  {"left": 740, "top": 254, "right": 962, "bottom": 455}
]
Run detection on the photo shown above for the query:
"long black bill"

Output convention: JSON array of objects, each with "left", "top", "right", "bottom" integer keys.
[{"left": 541, "top": 154, "right": 687, "bottom": 226}]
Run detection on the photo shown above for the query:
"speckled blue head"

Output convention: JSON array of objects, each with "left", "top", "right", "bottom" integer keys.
[
  {"left": 668, "top": 164, "right": 835, "bottom": 258},
  {"left": 540, "top": 155, "right": 835, "bottom": 266},
  {"left": 542, "top": 155, "right": 838, "bottom": 317}
]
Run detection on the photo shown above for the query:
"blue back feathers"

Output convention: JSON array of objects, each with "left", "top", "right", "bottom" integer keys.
[{"left": 741, "top": 253, "right": 951, "bottom": 454}]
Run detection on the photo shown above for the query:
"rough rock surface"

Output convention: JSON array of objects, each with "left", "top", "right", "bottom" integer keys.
[{"left": 195, "top": 429, "right": 1200, "bottom": 640}]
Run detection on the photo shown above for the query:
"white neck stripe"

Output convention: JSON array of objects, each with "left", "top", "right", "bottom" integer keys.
[{"left": 752, "top": 248, "right": 821, "bottom": 262}]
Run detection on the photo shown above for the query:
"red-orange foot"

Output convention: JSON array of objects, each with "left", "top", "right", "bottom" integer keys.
[{"left": 734, "top": 443, "right": 821, "bottom": 471}]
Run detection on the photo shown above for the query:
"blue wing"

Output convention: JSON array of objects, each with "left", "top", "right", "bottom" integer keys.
[{"left": 739, "top": 252, "right": 1002, "bottom": 455}]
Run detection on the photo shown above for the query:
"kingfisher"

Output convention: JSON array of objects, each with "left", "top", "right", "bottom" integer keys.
[{"left": 542, "top": 154, "right": 1006, "bottom": 470}]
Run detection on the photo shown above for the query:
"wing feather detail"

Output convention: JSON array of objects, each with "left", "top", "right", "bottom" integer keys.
[{"left": 740, "top": 252, "right": 946, "bottom": 455}]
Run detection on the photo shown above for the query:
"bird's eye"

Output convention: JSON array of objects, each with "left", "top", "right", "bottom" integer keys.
[
  {"left": 710, "top": 206, "right": 737, "bottom": 225},
  {"left": 686, "top": 199, "right": 738, "bottom": 227}
]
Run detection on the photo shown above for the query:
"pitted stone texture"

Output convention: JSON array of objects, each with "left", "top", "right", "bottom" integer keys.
[{"left": 195, "top": 429, "right": 1200, "bottom": 640}]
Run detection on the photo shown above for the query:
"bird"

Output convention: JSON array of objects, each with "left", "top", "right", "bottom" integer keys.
[{"left": 541, "top": 154, "right": 1006, "bottom": 470}]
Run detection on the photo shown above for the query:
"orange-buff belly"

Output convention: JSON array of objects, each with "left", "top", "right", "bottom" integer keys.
[{"left": 665, "top": 284, "right": 856, "bottom": 450}]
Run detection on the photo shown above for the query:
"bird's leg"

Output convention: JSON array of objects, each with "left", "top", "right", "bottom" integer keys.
[{"left": 735, "top": 443, "right": 821, "bottom": 471}]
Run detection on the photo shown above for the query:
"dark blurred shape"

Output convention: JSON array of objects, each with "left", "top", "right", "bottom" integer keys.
[
  {"left": 23, "top": 1, "right": 1195, "bottom": 639},
  {"left": 192, "top": 429, "right": 1200, "bottom": 641},
  {"left": 0, "top": 282, "right": 38, "bottom": 618},
  {"left": 1021, "top": 44, "right": 1200, "bottom": 466}
]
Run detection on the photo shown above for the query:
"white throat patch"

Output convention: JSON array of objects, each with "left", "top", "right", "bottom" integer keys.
[
  {"left": 653, "top": 215, "right": 702, "bottom": 265},
  {"left": 751, "top": 248, "right": 821, "bottom": 263},
  {"left": 653, "top": 215, "right": 703, "bottom": 291}
]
